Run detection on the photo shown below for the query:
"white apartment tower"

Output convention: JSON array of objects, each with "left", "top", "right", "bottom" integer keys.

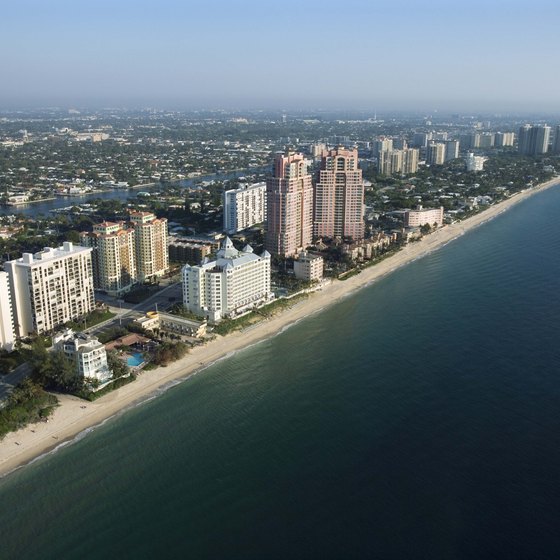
[
  {"left": 80, "top": 222, "right": 137, "bottom": 296},
  {"left": 182, "top": 237, "right": 273, "bottom": 323},
  {"left": 0, "top": 271, "right": 16, "bottom": 351},
  {"left": 5, "top": 242, "right": 95, "bottom": 337},
  {"left": 130, "top": 212, "right": 169, "bottom": 283},
  {"left": 223, "top": 182, "right": 267, "bottom": 235}
]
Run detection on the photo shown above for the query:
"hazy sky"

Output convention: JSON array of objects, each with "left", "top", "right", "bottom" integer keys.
[{"left": 2, "top": 0, "right": 559, "bottom": 112}]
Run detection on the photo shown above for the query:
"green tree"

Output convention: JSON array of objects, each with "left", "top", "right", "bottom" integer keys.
[{"left": 107, "top": 350, "right": 129, "bottom": 379}]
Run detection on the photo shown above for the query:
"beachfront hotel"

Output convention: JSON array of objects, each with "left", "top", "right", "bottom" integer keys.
[
  {"left": 404, "top": 206, "right": 444, "bottom": 228},
  {"left": 0, "top": 271, "right": 16, "bottom": 351},
  {"left": 223, "top": 182, "right": 267, "bottom": 234},
  {"left": 182, "top": 237, "right": 273, "bottom": 323},
  {"left": 53, "top": 329, "right": 112, "bottom": 383},
  {"left": 265, "top": 151, "right": 314, "bottom": 257},
  {"left": 80, "top": 221, "right": 137, "bottom": 296},
  {"left": 313, "top": 147, "right": 365, "bottom": 241},
  {"left": 4, "top": 242, "right": 95, "bottom": 337},
  {"left": 130, "top": 211, "right": 169, "bottom": 283}
]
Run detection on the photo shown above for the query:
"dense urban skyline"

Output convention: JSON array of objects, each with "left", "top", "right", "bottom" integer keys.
[{"left": 2, "top": 0, "right": 559, "bottom": 112}]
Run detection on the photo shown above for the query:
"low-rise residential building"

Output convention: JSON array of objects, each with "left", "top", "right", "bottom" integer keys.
[
  {"left": 293, "top": 252, "right": 324, "bottom": 282},
  {"left": 53, "top": 329, "right": 112, "bottom": 383},
  {"left": 168, "top": 239, "right": 214, "bottom": 264},
  {"left": 182, "top": 237, "right": 273, "bottom": 323},
  {"left": 404, "top": 206, "right": 444, "bottom": 228},
  {"left": 134, "top": 311, "right": 207, "bottom": 338}
]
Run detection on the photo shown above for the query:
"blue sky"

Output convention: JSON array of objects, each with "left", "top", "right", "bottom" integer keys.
[{"left": 1, "top": 0, "right": 559, "bottom": 111}]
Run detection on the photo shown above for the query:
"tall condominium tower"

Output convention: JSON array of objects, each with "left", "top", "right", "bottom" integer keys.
[
  {"left": 0, "top": 271, "right": 16, "bottom": 351},
  {"left": 426, "top": 142, "right": 446, "bottom": 165},
  {"left": 314, "top": 147, "right": 365, "bottom": 241},
  {"left": 4, "top": 242, "right": 94, "bottom": 337},
  {"left": 223, "top": 182, "right": 267, "bottom": 235},
  {"left": 80, "top": 221, "right": 137, "bottom": 296},
  {"left": 265, "top": 151, "right": 314, "bottom": 257},
  {"left": 130, "top": 212, "right": 169, "bottom": 283},
  {"left": 495, "top": 132, "right": 515, "bottom": 147},
  {"left": 552, "top": 125, "right": 560, "bottom": 154},
  {"left": 444, "top": 140, "right": 460, "bottom": 162},
  {"left": 518, "top": 124, "right": 550, "bottom": 155}
]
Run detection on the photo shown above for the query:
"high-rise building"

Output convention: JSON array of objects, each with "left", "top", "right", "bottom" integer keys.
[
  {"left": 378, "top": 148, "right": 419, "bottom": 176},
  {"left": 313, "top": 147, "right": 365, "bottom": 241},
  {"left": 552, "top": 125, "right": 560, "bottom": 154},
  {"left": 265, "top": 151, "right": 314, "bottom": 257},
  {"left": 80, "top": 221, "right": 136, "bottom": 296},
  {"left": 130, "top": 212, "right": 169, "bottom": 282},
  {"left": 478, "top": 133, "right": 495, "bottom": 149},
  {"left": 426, "top": 142, "right": 446, "bottom": 165},
  {"left": 495, "top": 132, "right": 515, "bottom": 147},
  {"left": 444, "top": 140, "right": 460, "bottom": 162},
  {"left": 378, "top": 149, "right": 403, "bottom": 176},
  {"left": 5, "top": 242, "right": 95, "bottom": 337},
  {"left": 373, "top": 137, "right": 393, "bottom": 158},
  {"left": 223, "top": 182, "right": 267, "bottom": 234},
  {"left": 411, "top": 132, "right": 432, "bottom": 148},
  {"left": 518, "top": 124, "right": 550, "bottom": 155},
  {"left": 403, "top": 148, "right": 420, "bottom": 174},
  {"left": 182, "top": 238, "right": 272, "bottom": 323},
  {"left": 0, "top": 271, "right": 16, "bottom": 351}
]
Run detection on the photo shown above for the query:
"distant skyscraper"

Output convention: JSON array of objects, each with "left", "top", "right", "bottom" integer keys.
[
  {"left": 444, "top": 140, "right": 460, "bottom": 162},
  {"left": 552, "top": 125, "right": 560, "bottom": 154},
  {"left": 373, "top": 137, "right": 393, "bottom": 158},
  {"left": 426, "top": 142, "right": 446, "bottom": 165},
  {"left": 314, "top": 147, "right": 364, "bottom": 241},
  {"left": 495, "top": 132, "right": 515, "bottom": 147},
  {"left": 403, "top": 148, "right": 420, "bottom": 174},
  {"left": 411, "top": 132, "right": 431, "bottom": 148},
  {"left": 265, "top": 151, "right": 314, "bottom": 257},
  {"left": 518, "top": 124, "right": 550, "bottom": 155}
]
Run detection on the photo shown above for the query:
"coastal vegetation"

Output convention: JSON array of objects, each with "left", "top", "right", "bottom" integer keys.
[
  {"left": 212, "top": 293, "right": 309, "bottom": 336},
  {"left": 0, "top": 379, "right": 58, "bottom": 440}
]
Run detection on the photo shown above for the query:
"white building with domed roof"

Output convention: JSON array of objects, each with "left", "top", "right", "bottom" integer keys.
[{"left": 181, "top": 237, "right": 273, "bottom": 323}]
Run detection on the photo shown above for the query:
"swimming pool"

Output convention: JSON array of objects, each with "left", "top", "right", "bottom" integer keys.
[{"left": 127, "top": 352, "right": 145, "bottom": 367}]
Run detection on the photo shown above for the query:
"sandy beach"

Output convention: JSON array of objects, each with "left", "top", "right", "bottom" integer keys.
[{"left": 1, "top": 177, "right": 559, "bottom": 479}]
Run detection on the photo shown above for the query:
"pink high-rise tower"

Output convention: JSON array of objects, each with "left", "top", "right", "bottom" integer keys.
[
  {"left": 265, "top": 151, "right": 313, "bottom": 257},
  {"left": 314, "top": 147, "right": 364, "bottom": 241}
]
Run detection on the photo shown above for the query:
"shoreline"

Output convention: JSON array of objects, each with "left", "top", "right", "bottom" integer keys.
[{"left": 1, "top": 176, "right": 559, "bottom": 479}]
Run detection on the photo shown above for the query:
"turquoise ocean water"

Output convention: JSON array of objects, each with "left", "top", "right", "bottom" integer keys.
[{"left": 1, "top": 187, "right": 560, "bottom": 559}]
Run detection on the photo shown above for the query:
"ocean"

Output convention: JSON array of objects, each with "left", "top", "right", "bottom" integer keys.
[{"left": 1, "top": 187, "right": 560, "bottom": 559}]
